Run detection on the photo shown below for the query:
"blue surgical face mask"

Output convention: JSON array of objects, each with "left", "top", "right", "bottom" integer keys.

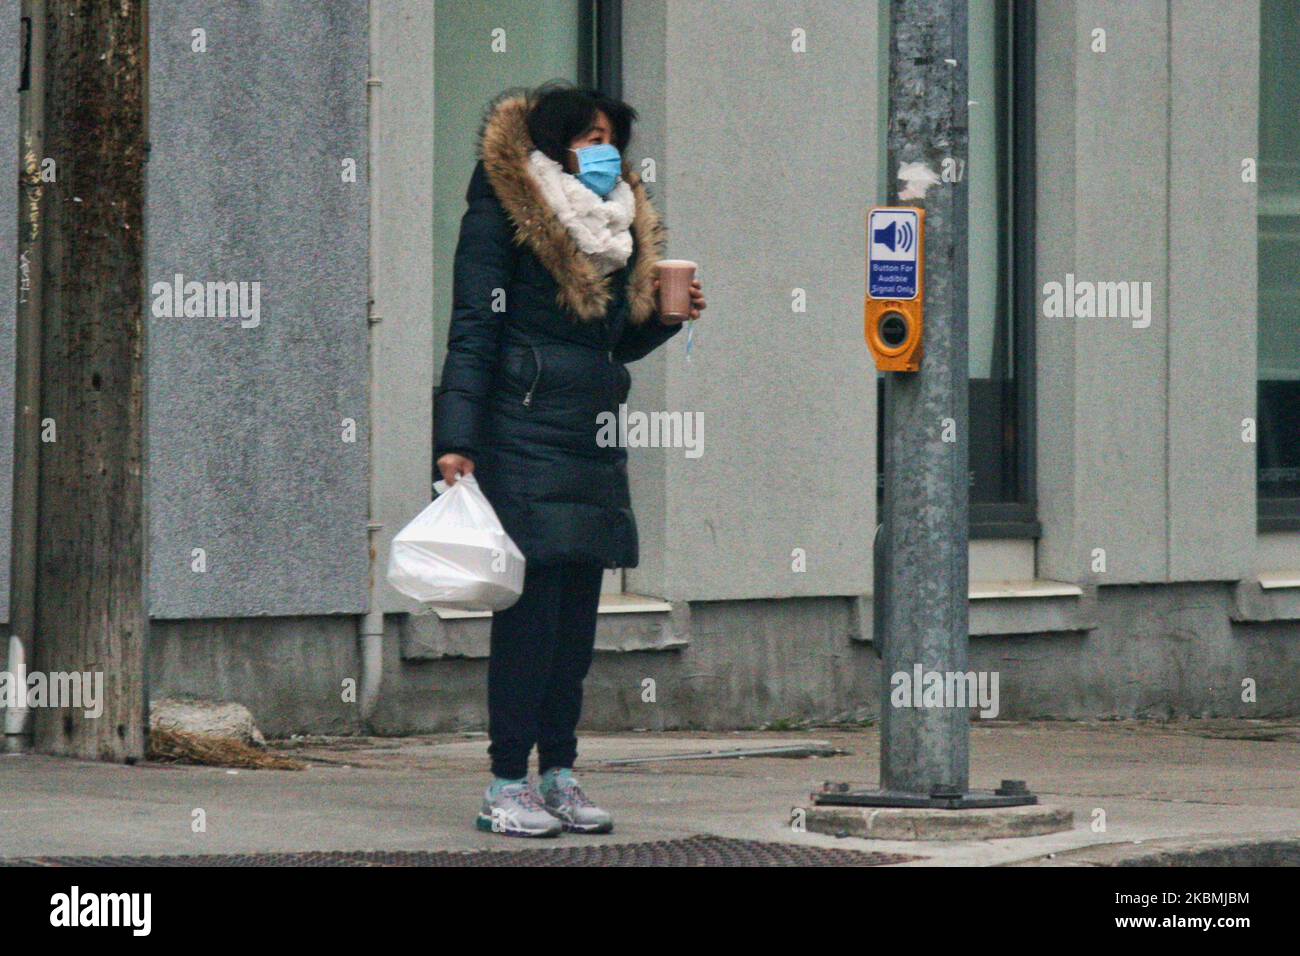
[{"left": 570, "top": 143, "right": 622, "bottom": 197}]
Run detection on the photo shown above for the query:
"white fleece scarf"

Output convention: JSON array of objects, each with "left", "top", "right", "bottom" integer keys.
[{"left": 527, "top": 148, "right": 635, "bottom": 276}]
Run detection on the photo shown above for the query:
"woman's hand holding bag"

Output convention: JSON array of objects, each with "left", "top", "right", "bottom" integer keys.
[
  {"left": 436, "top": 453, "right": 475, "bottom": 485},
  {"left": 386, "top": 472, "right": 525, "bottom": 612}
]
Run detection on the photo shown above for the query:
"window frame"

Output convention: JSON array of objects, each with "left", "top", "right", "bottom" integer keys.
[
  {"left": 969, "top": 0, "right": 1038, "bottom": 539},
  {"left": 873, "top": 1, "right": 1037, "bottom": 538},
  {"left": 600, "top": 1, "right": 1042, "bottom": 538},
  {"left": 580, "top": 1, "right": 622, "bottom": 98}
]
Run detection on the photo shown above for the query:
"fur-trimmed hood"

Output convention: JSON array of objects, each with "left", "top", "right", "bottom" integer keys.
[{"left": 476, "top": 88, "right": 665, "bottom": 325}]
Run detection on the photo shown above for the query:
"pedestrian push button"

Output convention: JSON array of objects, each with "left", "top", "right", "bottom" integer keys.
[{"left": 865, "top": 206, "right": 925, "bottom": 372}]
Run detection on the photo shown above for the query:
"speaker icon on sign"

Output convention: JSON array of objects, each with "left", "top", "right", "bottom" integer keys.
[{"left": 873, "top": 218, "right": 915, "bottom": 253}]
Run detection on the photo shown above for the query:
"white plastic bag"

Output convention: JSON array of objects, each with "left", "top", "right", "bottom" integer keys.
[{"left": 386, "top": 473, "right": 525, "bottom": 611}]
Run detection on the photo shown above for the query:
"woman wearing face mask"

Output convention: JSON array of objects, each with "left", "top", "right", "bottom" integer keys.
[{"left": 435, "top": 82, "right": 706, "bottom": 837}]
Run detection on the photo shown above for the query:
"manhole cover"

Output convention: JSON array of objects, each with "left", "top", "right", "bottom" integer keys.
[{"left": 1, "top": 836, "right": 919, "bottom": 867}]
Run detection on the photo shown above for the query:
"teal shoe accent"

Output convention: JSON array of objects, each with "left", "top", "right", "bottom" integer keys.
[
  {"left": 489, "top": 776, "right": 527, "bottom": 797},
  {"left": 539, "top": 767, "right": 574, "bottom": 795}
]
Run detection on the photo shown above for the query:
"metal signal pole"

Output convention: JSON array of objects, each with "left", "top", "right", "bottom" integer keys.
[
  {"left": 877, "top": 0, "right": 972, "bottom": 797},
  {"left": 814, "top": 0, "right": 1036, "bottom": 811}
]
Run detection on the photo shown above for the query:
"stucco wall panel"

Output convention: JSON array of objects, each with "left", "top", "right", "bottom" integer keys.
[{"left": 146, "top": 2, "right": 370, "bottom": 618}]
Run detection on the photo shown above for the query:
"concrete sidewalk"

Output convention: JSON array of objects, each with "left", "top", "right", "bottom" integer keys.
[{"left": 1, "top": 719, "right": 1297, "bottom": 865}]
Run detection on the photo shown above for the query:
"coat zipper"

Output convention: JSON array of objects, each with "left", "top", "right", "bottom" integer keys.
[
  {"left": 522, "top": 346, "right": 543, "bottom": 407},
  {"left": 607, "top": 350, "right": 620, "bottom": 411}
]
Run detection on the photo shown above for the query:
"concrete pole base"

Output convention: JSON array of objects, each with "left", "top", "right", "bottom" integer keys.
[{"left": 805, "top": 804, "right": 1074, "bottom": 841}]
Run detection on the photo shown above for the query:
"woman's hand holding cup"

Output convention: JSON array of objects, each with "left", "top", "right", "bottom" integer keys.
[{"left": 653, "top": 260, "right": 706, "bottom": 325}]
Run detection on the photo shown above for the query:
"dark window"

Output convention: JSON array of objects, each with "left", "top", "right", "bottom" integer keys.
[
  {"left": 584, "top": 1, "right": 623, "bottom": 97},
  {"left": 1258, "top": 0, "right": 1300, "bottom": 530},
  {"left": 876, "top": 0, "right": 1038, "bottom": 539}
]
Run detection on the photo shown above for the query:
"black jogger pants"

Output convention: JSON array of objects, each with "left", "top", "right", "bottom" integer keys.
[{"left": 487, "top": 561, "right": 604, "bottom": 780}]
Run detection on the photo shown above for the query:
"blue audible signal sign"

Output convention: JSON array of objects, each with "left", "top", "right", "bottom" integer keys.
[{"left": 868, "top": 208, "right": 920, "bottom": 300}]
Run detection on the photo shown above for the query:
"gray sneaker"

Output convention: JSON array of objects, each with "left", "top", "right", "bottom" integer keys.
[
  {"left": 540, "top": 770, "right": 614, "bottom": 834},
  {"left": 476, "top": 781, "right": 563, "bottom": 838}
]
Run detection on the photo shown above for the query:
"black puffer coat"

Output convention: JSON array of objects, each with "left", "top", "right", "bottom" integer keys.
[{"left": 434, "top": 90, "right": 681, "bottom": 569}]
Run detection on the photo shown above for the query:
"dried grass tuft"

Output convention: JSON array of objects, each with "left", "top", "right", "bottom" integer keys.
[{"left": 147, "top": 728, "right": 306, "bottom": 770}]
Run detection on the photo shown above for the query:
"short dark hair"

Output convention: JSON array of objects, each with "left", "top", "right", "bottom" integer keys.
[{"left": 526, "top": 81, "right": 637, "bottom": 165}]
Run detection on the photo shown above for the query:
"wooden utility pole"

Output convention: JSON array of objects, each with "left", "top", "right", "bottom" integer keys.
[{"left": 30, "top": 0, "right": 148, "bottom": 760}]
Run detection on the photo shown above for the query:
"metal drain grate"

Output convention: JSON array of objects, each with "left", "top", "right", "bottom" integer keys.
[{"left": 2, "top": 836, "right": 919, "bottom": 867}]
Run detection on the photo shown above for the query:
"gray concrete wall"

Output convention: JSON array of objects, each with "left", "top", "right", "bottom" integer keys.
[
  {"left": 1036, "top": 0, "right": 1259, "bottom": 587},
  {"left": 370, "top": 0, "right": 436, "bottom": 614},
  {"left": 1034, "top": 0, "right": 1081, "bottom": 586},
  {"left": 620, "top": 0, "right": 672, "bottom": 594},
  {"left": 0, "top": 2, "right": 19, "bottom": 622},
  {"left": 1167, "top": 0, "right": 1257, "bottom": 581},
  {"left": 148, "top": 580, "right": 1300, "bottom": 737},
  {"left": 149, "top": 598, "right": 880, "bottom": 737},
  {"left": 149, "top": 616, "right": 361, "bottom": 736},
  {"left": 145, "top": 1, "right": 370, "bottom": 618},
  {"left": 1050, "top": 0, "right": 1170, "bottom": 584},
  {"left": 974, "top": 584, "right": 1300, "bottom": 720},
  {"left": 623, "top": 0, "right": 881, "bottom": 603}
]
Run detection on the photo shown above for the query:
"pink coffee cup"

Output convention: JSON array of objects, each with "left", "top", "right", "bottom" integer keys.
[{"left": 655, "top": 259, "right": 697, "bottom": 321}]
